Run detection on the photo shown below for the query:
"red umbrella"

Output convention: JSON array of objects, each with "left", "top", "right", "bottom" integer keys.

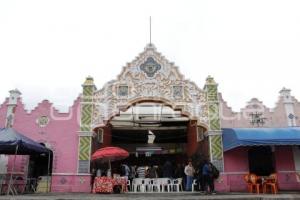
[{"left": 91, "top": 147, "right": 129, "bottom": 171}]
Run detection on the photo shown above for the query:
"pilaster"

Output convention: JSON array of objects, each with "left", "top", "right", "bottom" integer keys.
[
  {"left": 204, "top": 76, "right": 224, "bottom": 171},
  {"left": 279, "top": 88, "right": 296, "bottom": 126},
  {"left": 5, "top": 89, "right": 21, "bottom": 128},
  {"left": 77, "top": 76, "right": 96, "bottom": 174}
]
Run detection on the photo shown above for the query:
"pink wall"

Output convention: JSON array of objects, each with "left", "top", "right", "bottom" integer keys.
[
  {"left": 221, "top": 148, "right": 249, "bottom": 192},
  {"left": 221, "top": 146, "right": 300, "bottom": 192},
  {"left": 220, "top": 94, "right": 288, "bottom": 128},
  {"left": 224, "top": 147, "right": 249, "bottom": 172},
  {"left": 2, "top": 97, "right": 92, "bottom": 192},
  {"left": 12, "top": 98, "right": 80, "bottom": 175},
  {"left": 0, "top": 99, "right": 8, "bottom": 127},
  {"left": 275, "top": 146, "right": 300, "bottom": 190}
]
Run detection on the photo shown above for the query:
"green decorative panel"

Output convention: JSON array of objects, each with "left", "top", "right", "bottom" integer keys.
[
  {"left": 77, "top": 77, "right": 95, "bottom": 173},
  {"left": 210, "top": 135, "right": 223, "bottom": 160},
  {"left": 210, "top": 118, "right": 221, "bottom": 130},
  {"left": 82, "top": 86, "right": 93, "bottom": 102},
  {"left": 80, "top": 104, "right": 93, "bottom": 131},
  {"left": 209, "top": 103, "right": 219, "bottom": 118},
  {"left": 206, "top": 85, "right": 218, "bottom": 102},
  {"left": 209, "top": 103, "right": 220, "bottom": 130},
  {"left": 79, "top": 136, "right": 91, "bottom": 160},
  {"left": 205, "top": 76, "right": 224, "bottom": 171}
]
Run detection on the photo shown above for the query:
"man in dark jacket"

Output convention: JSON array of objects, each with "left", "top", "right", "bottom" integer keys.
[{"left": 202, "top": 160, "right": 216, "bottom": 194}]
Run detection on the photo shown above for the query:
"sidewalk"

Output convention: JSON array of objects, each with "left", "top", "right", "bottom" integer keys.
[{"left": 0, "top": 192, "right": 300, "bottom": 200}]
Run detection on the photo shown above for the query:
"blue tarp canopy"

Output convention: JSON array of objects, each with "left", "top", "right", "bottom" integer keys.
[
  {"left": 222, "top": 127, "right": 300, "bottom": 152},
  {"left": 0, "top": 128, "right": 49, "bottom": 155}
]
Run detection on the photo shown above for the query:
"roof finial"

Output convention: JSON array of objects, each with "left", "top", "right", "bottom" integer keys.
[{"left": 149, "top": 16, "right": 152, "bottom": 45}]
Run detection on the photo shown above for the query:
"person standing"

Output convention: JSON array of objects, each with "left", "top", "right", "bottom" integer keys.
[
  {"left": 163, "top": 160, "right": 173, "bottom": 178},
  {"left": 148, "top": 164, "right": 158, "bottom": 178},
  {"left": 184, "top": 160, "right": 195, "bottom": 191},
  {"left": 197, "top": 160, "right": 205, "bottom": 193},
  {"left": 202, "top": 160, "right": 216, "bottom": 194},
  {"left": 121, "top": 163, "right": 130, "bottom": 179}
]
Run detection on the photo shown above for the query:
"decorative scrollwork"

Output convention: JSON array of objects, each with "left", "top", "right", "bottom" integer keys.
[{"left": 92, "top": 45, "right": 209, "bottom": 128}]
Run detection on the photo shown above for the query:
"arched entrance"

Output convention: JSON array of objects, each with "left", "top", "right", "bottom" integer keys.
[
  {"left": 93, "top": 101, "right": 208, "bottom": 165},
  {"left": 77, "top": 44, "right": 224, "bottom": 174}
]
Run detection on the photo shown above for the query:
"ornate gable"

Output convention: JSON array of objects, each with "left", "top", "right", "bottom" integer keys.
[{"left": 92, "top": 44, "right": 208, "bottom": 128}]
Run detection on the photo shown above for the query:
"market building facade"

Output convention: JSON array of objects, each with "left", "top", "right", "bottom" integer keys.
[{"left": 0, "top": 43, "right": 300, "bottom": 192}]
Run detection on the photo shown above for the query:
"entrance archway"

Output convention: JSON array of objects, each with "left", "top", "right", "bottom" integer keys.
[
  {"left": 92, "top": 101, "right": 208, "bottom": 169},
  {"left": 78, "top": 44, "right": 224, "bottom": 174}
]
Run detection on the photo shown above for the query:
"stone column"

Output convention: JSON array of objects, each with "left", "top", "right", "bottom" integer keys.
[
  {"left": 279, "top": 88, "right": 297, "bottom": 127},
  {"left": 77, "top": 76, "right": 96, "bottom": 174},
  {"left": 204, "top": 76, "right": 224, "bottom": 171},
  {"left": 5, "top": 89, "right": 21, "bottom": 128}
]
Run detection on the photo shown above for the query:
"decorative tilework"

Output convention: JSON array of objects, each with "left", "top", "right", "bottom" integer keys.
[
  {"left": 37, "top": 116, "right": 49, "bottom": 127},
  {"left": 173, "top": 86, "right": 183, "bottom": 99},
  {"left": 78, "top": 77, "right": 95, "bottom": 173},
  {"left": 79, "top": 136, "right": 91, "bottom": 160},
  {"left": 80, "top": 104, "right": 93, "bottom": 132},
  {"left": 118, "top": 85, "right": 129, "bottom": 96},
  {"left": 210, "top": 135, "right": 223, "bottom": 160},
  {"left": 205, "top": 76, "right": 224, "bottom": 171},
  {"left": 140, "top": 57, "right": 161, "bottom": 77}
]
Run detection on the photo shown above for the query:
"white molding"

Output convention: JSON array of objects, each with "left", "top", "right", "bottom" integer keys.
[
  {"left": 207, "top": 130, "right": 222, "bottom": 136},
  {"left": 277, "top": 170, "right": 300, "bottom": 173},
  {"left": 221, "top": 171, "right": 300, "bottom": 175},
  {"left": 77, "top": 131, "right": 93, "bottom": 137},
  {"left": 52, "top": 173, "right": 91, "bottom": 176},
  {"left": 221, "top": 172, "right": 248, "bottom": 175}
]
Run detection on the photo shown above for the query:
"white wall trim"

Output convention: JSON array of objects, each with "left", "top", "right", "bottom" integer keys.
[
  {"left": 52, "top": 173, "right": 91, "bottom": 176},
  {"left": 221, "top": 171, "right": 248, "bottom": 175},
  {"left": 78, "top": 131, "right": 93, "bottom": 137},
  {"left": 208, "top": 130, "right": 222, "bottom": 136}
]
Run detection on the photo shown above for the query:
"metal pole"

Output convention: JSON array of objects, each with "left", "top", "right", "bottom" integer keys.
[
  {"left": 46, "top": 151, "right": 51, "bottom": 193},
  {"left": 7, "top": 145, "right": 18, "bottom": 195},
  {"left": 108, "top": 159, "right": 111, "bottom": 178},
  {"left": 150, "top": 16, "right": 152, "bottom": 44}
]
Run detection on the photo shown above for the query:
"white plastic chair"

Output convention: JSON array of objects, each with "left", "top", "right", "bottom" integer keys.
[
  {"left": 143, "top": 178, "right": 152, "bottom": 192},
  {"left": 160, "top": 178, "right": 172, "bottom": 192},
  {"left": 171, "top": 178, "right": 183, "bottom": 192},
  {"left": 0, "top": 175, "right": 5, "bottom": 194},
  {"left": 126, "top": 179, "right": 131, "bottom": 192},
  {"left": 132, "top": 178, "right": 145, "bottom": 192},
  {"left": 151, "top": 178, "right": 161, "bottom": 192},
  {"left": 192, "top": 179, "right": 198, "bottom": 192}
]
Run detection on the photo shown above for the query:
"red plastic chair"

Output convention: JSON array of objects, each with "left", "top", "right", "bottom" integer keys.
[
  {"left": 243, "top": 174, "right": 252, "bottom": 192},
  {"left": 263, "top": 173, "right": 278, "bottom": 194},
  {"left": 249, "top": 174, "right": 262, "bottom": 194}
]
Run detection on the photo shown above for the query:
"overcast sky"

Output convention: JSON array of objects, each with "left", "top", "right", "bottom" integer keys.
[{"left": 0, "top": 0, "right": 300, "bottom": 112}]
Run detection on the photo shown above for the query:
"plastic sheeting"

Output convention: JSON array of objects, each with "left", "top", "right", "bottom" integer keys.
[{"left": 0, "top": 128, "right": 49, "bottom": 155}]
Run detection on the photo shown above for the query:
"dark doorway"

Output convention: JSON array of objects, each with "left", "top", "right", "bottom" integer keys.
[
  {"left": 28, "top": 150, "right": 53, "bottom": 179},
  {"left": 248, "top": 146, "right": 275, "bottom": 176}
]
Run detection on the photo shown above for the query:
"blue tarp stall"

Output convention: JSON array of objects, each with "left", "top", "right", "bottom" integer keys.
[
  {"left": 0, "top": 128, "right": 49, "bottom": 155},
  {"left": 222, "top": 127, "right": 300, "bottom": 152},
  {"left": 0, "top": 128, "right": 50, "bottom": 195}
]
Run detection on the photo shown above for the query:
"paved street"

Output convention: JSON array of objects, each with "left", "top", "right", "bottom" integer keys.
[{"left": 0, "top": 193, "right": 300, "bottom": 200}]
